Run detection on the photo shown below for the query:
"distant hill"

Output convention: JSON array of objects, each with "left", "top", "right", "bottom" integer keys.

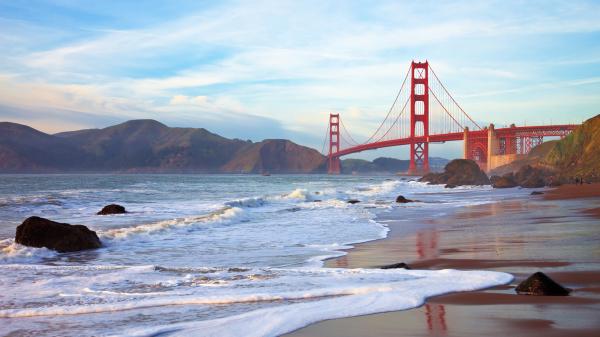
[
  {"left": 222, "top": 139, "right": 326, "bottom": 173},
  {"left": 341, "top": 156, "right": 448, "bottom": 174},
  {"left": 0, "top": 120, "right": 326, "bottom": 173}
]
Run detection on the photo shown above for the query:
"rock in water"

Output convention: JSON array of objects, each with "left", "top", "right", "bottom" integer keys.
[
  {"left": 97, "top": 204, "right": 127, "bottom": 215},
  {"left": 380, "top": 262, "right": 411, "bottom": 269},
  {"left": 347, "top": 199, "right": 361, "bottom": 204},
  {"left": 515, "top": 272, "right": 570, "bottom": 296},
  {"left": 531, "top": 191, "right": 544, "bottom": 195},
  {"left": 395, "top": 195, "right": 414, "bottom": 203},
  {"left": 15, "top": 216, "right": 102, "bottom": 253},
  {"left": 419, "top": 159, "right": 490, "bottom": 187}
]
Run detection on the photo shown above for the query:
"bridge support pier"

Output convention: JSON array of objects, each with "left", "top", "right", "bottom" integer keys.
[{"left": 327, "top": 157, "right": 341, "bottom": 174}]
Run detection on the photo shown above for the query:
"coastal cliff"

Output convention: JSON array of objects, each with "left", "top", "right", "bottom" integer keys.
[{"left": 491, "top": 114, "right": 600, "bottom": 182}]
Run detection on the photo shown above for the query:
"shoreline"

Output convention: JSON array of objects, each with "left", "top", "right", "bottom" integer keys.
[{"left": 287, "top": 183, "right": 600, "bottom": 337}]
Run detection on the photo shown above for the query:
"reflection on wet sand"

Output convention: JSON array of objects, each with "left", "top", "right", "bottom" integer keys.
[{"left": 290, "top": 189, "right": 600, "bottom": 337}]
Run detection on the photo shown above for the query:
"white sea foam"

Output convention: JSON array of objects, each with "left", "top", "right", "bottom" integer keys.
[
  {"left": 0, "top": 264, "right": 511, "bottom": 323},
  {"left": 109, "top": 268, "right": 512, "bottom": 337},
  {"left": 0, "top": 175, "right": 521, "bottom": 337},
  {"left": 0, "top": 239, "right": 57, "bottom": 263},
  {"left": 99, "top": 206, "right": 243, "bottom": 240}
]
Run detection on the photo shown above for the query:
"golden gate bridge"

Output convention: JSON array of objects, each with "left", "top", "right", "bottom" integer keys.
[{"left": 323, "top": 61, "right": 577, "bottom": 174}]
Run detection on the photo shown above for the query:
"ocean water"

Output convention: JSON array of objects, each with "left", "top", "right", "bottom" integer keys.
[{"left": 0, "top": 174, "right": 518, "bottom": 337}]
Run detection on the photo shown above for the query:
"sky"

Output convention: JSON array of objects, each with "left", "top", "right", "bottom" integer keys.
[{"left": 1, "top": 0, "right": 599, "bottom": 160}]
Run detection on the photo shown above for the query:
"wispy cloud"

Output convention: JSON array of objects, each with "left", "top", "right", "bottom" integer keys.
[{"left": 1, "top": 0, "right": 599, "bottom": 159}]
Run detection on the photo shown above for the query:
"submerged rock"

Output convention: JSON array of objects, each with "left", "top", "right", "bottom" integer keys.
[
  {"left": 380, "top": 262, "right": 411, "bottom": 269},
  {"left": 97, "top": 204, "right": 127, "bottom": 215},
  {"left": 395, "top": 195, "right": 414, "bottom": 203},
  {"left": 419, "top": 159, "right": 490, "bottom": 187},
  {"left": 530, "top": 191, "right": 544, "bottom": 195},
  {"left": 515, "top": 272, "right": 570, "bottom": 296},
  {"left": 347, "top": 199, "right": 361, "bottom": 204},
  {"left": 15, "top": 216, "right": 102, "bottom": 253}
]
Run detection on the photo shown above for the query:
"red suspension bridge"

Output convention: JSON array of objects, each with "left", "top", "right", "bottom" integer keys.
[{"left": 324, "top": 61, "right": 577, "bottom": 174}]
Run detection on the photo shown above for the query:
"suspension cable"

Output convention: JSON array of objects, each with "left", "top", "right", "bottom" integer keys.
[
  {"left": 428, "top": 65, "right": 482, "bottom": 130},
  {"left": 320, "top": 123, "right": 330, "bottom": 155},
  {"left": 362, "top": 65, "right": 411, "bottom": 144}
]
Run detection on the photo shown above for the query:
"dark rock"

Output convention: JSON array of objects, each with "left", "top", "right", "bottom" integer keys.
[
  {"left": 515, "top": 272, "right": 571, "bottom": 296},
  {"left": 530, "top": 191, "right": 544, "bottom": 195},
  {"left": 347, "top": 199, "right": 361, "bottom": 204},
  {"left": 97, "top": 204, "right": 127, "bottom": 215},
  {"left": 395, "top": 195, "right": 414, "bottom": 203},
  {"left": 419, "top": 159, "right": 490, "bottom": 187},
  {"left": 515, "top": 165, "right": 547, "bottom": 188},
  {"left": 445, "top": 184, "right": 457, "bottom": 189},
  {"left": 491, "top": 173, "right": 518, "bottom": 188},
  {"left": 15, "top": 216, "right": 102, "bottom": 253},
  {"left": 380, "top": 262, "right": 411, "bottom": 269}
]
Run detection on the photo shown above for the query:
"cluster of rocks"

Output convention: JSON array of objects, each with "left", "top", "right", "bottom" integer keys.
[
  {"left": 490, "top": 165, "right": 557, "bottom": 189},
  {"left": 14, "top": 204, "right": 128, "bottom": 253},
  {"left": 419, "top": 159, "right": 490, "bottom": 188}
]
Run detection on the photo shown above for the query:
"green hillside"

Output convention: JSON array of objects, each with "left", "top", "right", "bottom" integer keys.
[{"left": 543, "top": 114, "right": 600, "bottom": 180}]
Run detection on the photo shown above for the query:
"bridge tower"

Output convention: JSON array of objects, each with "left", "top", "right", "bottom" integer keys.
[
  {"left": 408, "top": 61, "right": 430, "bottom": 174},
  {"left": 328, "top": 113, "right": 341, "bottom": 174}
]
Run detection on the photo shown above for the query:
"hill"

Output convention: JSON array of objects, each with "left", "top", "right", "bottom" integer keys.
[
  {"left": 542, "top": 114, "right": 600, "bottom": 180},
  {"left": 222, "top": 139, "right": 326, "bottom": 173},
  {"left": 341, "top": 156, "right": 448, "bottom": 174},
  {"left": 491, "top": 114, "right": 600, "bottom": 182},
  {"left": 0, "top": 120, "right": 326, "bottom": 173}
]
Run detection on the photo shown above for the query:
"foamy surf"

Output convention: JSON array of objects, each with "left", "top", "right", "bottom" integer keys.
[
  {"left": 0, "top": 174, "right": 525, "bottom": 337},
  {"left": 110, "top": 268, "right": 512, "bottom": 337}
]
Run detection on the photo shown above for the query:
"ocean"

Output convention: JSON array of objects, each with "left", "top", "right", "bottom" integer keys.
[{"left": 0, "top": 174, "right": 517, "bottom": 337}]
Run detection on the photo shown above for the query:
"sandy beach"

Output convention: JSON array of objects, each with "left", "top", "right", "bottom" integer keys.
[{"left": 287, "top": 183, "right": 600, "bottom": 337}]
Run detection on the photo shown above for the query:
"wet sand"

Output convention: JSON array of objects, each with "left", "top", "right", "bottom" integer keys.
[{"left": 286, "top": 185, "right": 600, "bottom": 337}]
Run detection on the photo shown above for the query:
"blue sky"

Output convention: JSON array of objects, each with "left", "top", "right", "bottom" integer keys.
[{"left": 1, "top": 0, "right": 599, "bottom": 159}]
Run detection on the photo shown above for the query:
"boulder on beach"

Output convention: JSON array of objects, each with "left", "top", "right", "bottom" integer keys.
[
  {"left": 97, "top": 204, "right": 127, "bottom": 215},
  {"left": 490, "top": 173, "right": 518, "bottom": 188},
  {"left": 515, "top": 272, "right": 571, "bottom": 296},
  {"left": 395, "top": 195, "right": 414, "bottom": 203},
  {"left": 347, "top": 199, "right": 361, "bottom": 204},
  {"left": 419, "top": 159, "right": 490, "bottom": 187},
  {"left": 15, "top": 216, "right": 102, "bottom": 253},
  {"left": 380, "top": 262, "right": 411, "bottom": 269}
]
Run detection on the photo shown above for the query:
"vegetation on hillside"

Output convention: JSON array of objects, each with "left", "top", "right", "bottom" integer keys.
[{"left": 542, "top": 114, "right": 600, "bottom": 180}]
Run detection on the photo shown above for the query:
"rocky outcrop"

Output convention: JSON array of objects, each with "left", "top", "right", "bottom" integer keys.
[
  {"left": 15, "top": 216, "right": 102, "bottom": 252},
  {"left": 97, "top": 204, "right": 127, "bottom": 215},
  {"left": 490, "top": 173, "right": 518, "bottom": 188},
  {"left": 515, "top": 165, "right": 547, "bottom": 188},
  {"left": 419, "top": 159, "right": 490, "bottom": 187},
  {"left": 395, "top": 195, "right": 414, "bottom": 203},
  {"left": 515, "top": 272, "right": 570, "bottom": 296},
  {"left": 491, "top": 166, "right": 553, "bottom": 188}
]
